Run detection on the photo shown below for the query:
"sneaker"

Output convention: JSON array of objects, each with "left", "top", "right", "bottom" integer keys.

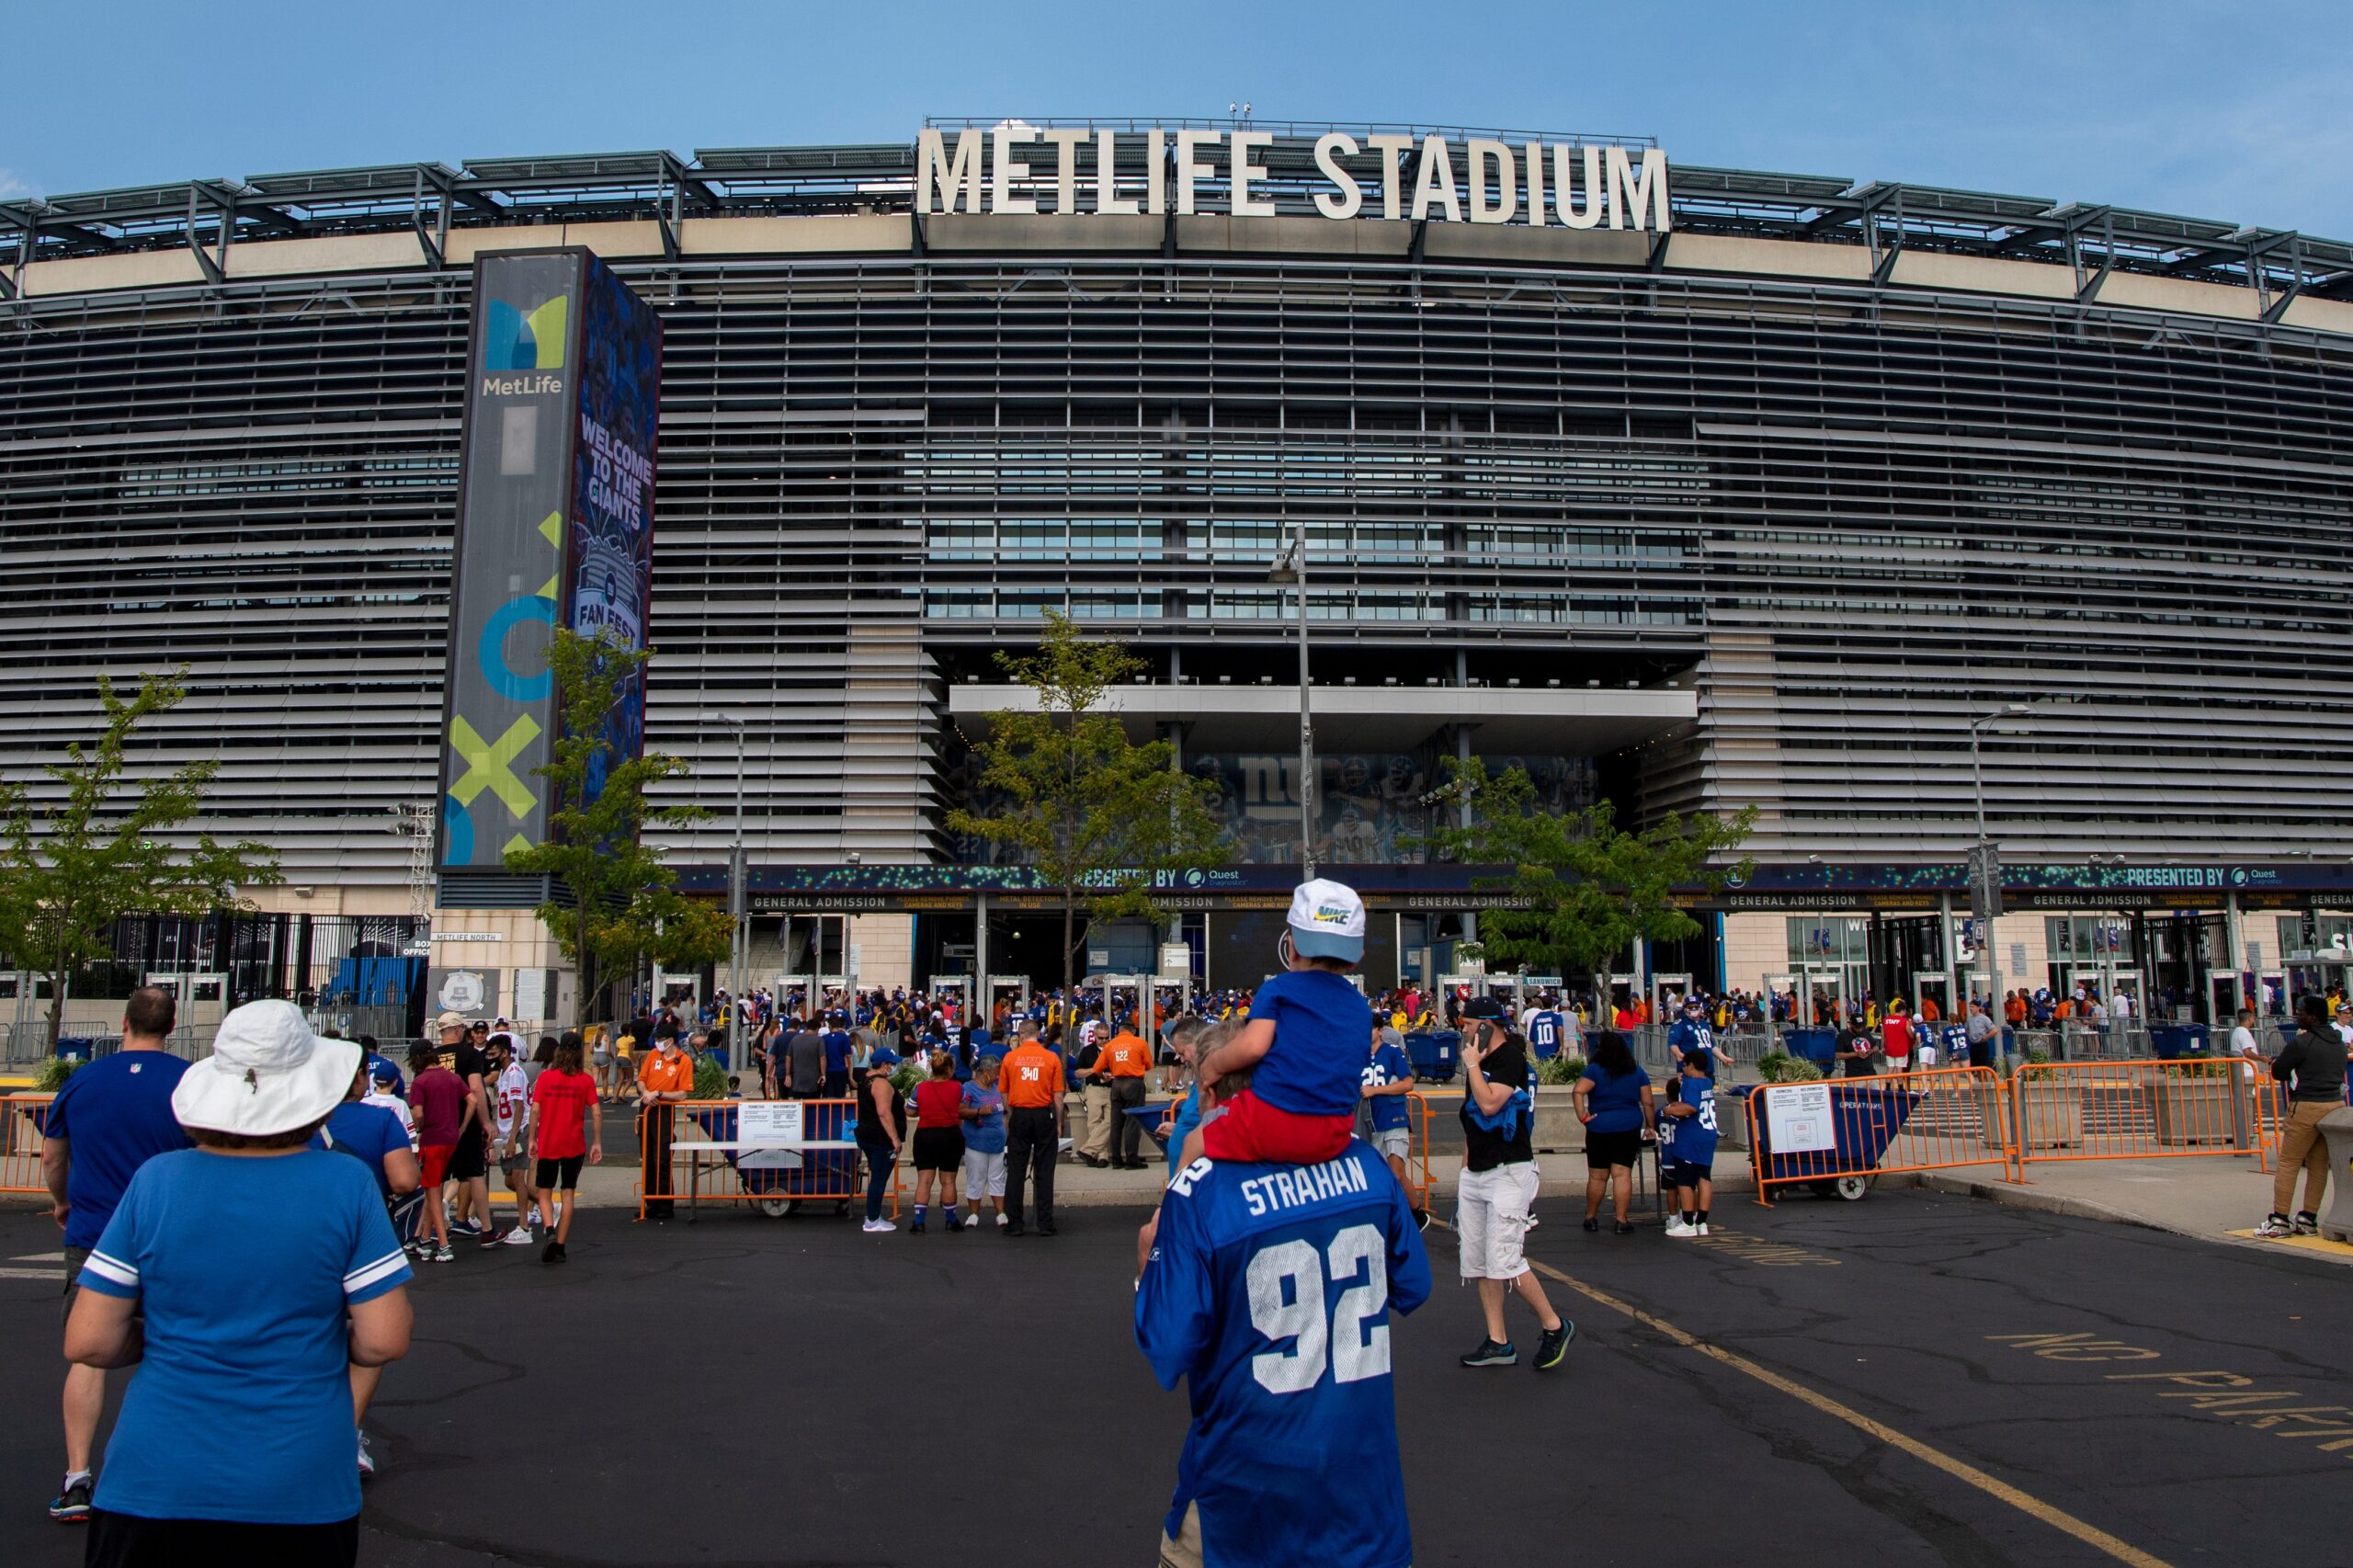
[
  {"left": 449, "top": 1219, "right": 483, "bottom": 1237},
  {"left": 2255, "top": 1213, "right": 2296, "bottom": 1239},
  {"left": 2294, "top": 1212, "right": 2321, "bottom": 1236},
  {"left": 357, "top": 1432, "right": 376, "bottom": 1480},
  {"left": 1693, "top": 1221, "right": 1711, "bottom": 1238},
  {"left": 478, "top": 1228, "right": 505, "bottom": 1247},
  {"left": 995, "top": 1212, "right": 1009, "bottom": 1228},
  {"left": 1413, "top": 1207, "right": 1432, "bottom": 1233},
  {"left": 1534, "top": 1321, "right": 1576, "bottom": 1371},
  {"left": 1526, "top": 1214, "right": 1540, "bottom": 1231},
  {"left": 541, "top": 1242, "right": 567, "bottom": 1264},
  {"left": 861, "top": 1218, "right": 895, "bottom": 1233},
  {"left": 1460, "top": 1337, "right": 1518, "bottom": 1369},
  {"left": 1665, "top": 1218, "right": 1697, "bottom": 1239},
  {"left": 964, "top": 1213, "right": 982, "bottom": 1230},
  {"left": 502, "top": 1227, "right": 536, "bottom": 1245},
  {"left": 1581, "top": 1218, "right": 1599, "bottom": 1233},
  {"left": 910, "top": 1217, "right": 926, "bottom": 1235},
  {"left": 432, "top": 1244, "right": 456, "bottom": 1263},
  {"left": 48, "top": 1473, "right": 93, "bottom": 1523}
]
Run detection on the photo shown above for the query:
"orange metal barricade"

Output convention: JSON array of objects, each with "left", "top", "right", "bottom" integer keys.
[
  {"left": 1, "top": 1095, "right": 54, "bottom": 1194},
  {"left": 638, "top": 1099, "right": 901, "bottom": 1221},
  {"left": 2010, "top": 1059, "right": 2274, "bottom": 1175},
  {"left": 1745, "top": 1065, "right": 2017, "bottom": 1205},
  {"left": 1397, "top": 1090, "right": 1436, "bottom": 1215}
]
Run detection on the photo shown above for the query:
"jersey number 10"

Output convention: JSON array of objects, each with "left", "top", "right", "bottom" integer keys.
[{"left": 1246, "top": 1223, "right": 1390, "bottom": 1394}]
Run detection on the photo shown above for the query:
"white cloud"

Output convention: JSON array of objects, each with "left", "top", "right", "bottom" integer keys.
[{"left": 0, "top": 168, "right": 31, "bottom": 201}]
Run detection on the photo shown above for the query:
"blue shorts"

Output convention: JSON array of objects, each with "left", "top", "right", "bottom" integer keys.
[{"left": 1664, "top": 1158, "right": 1712, "bottom": 1190}]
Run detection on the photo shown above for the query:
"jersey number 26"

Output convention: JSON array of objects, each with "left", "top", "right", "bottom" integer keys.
[{"left": 1246, "top": 1223, "right": 1389, "bottom": 1394}]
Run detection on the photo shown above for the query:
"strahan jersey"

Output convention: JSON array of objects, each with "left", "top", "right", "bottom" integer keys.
[
  {"left": 1528, "top": 1009, "right": 1568, "bottom": 1058},
  {"left": 1136, "top": 1143, "right": 1432, "bottom": 1568}
]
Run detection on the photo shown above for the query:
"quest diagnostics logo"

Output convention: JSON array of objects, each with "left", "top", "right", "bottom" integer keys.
[{"left": 478, "top": 294, "right": 568, "bottom": 395}]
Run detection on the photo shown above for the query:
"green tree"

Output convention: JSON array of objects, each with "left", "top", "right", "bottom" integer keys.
[
  {"left": 947, "top": 613, "right": 1229, "bottom": 992},
  {"left": 1422, "top": 758, "right": 1756, "bottom": 1015},
  {"left": 0, "top": 670, "right": 280, "bottom": 1046},
  {"left": 503, "top": 629, "right": 733, "bottom": 1025}
]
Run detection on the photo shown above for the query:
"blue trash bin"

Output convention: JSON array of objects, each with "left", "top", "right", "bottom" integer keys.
[
  {"left": 2150, "top": 1024, "right": 2210, "bottom": 1061},
  {"left": 53, "top": 1037, "right": 94, "bottom": 1065},
  {"left": 1404, "top": 1030, "right": 1459, "bottom": 1083},
  {"left": 1785, "top": 1028, "right": 1837, "bottom": 1070}
]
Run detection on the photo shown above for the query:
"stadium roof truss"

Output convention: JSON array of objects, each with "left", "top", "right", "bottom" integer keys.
[{"left": 4, "top": 121, "right": 2348, "bottom": 310}]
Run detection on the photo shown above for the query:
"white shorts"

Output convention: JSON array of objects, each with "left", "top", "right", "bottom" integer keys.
[
  {"left": 1372, "top": 1127, "right": 1411, "bottom": 1163},
  {"left": 962, "top": 1148, "right": 1006, "bottom": 1199},
  {"left": 1457, "top": 1162, "right": 1539, "bottom": 1280}
]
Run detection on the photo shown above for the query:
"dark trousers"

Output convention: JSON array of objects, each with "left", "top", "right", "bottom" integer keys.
[
  {"left": 88, "top": 1510, "right": 358, "bottom": 1567},
  {"left": 861, "top": 1143, "right": 897, "bottom": 1222},
  {"left": 1108, "top": 1075, "right": 1147, "bottom": 1163},
  {"left": 1005, "top": 1107, "right": 1058, "bottom": 1224},
  {"left": 642, "top": 1103, "right": 675, "bottom": 1218}
]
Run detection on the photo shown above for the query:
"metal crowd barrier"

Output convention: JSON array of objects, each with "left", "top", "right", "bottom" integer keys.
[
  {"left": 0, "top": 1094, "right": 54, "bottom": 1193},
  {"left": 2009, "top": 1059, "right": 2275, "bottom": 1173},
  {"left": 639, "top": 1098, "right": 901, "bottom": 1222},
  {"left": 1398, "top": 1089, "right": 1437, "bottom": 1216},
  {"left": 1744, "top": 1065, "right": 2014, "bottom": 1204}
]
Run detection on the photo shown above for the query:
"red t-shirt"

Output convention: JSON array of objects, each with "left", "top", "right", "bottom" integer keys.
[
  {"left": 1881, "top": 1017, "right": 1914, "bottom": 1062},
  {"left": 914, "top": 1077, "right": 964, "bottom": 1130},
  {"left": 411, "top": 1065, "right": 464, "bottom": 1147},
  {"left": 530, "top": 1069, "right": 598, "bottom": 1159}
]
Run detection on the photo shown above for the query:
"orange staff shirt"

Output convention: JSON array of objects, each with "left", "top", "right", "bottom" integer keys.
[
  {"left": 1001, "top": 1043, "right": 1066, "bottom": 1108},
  {"left": 637, "top": 1048, "right": 695, "bottom": 1096},
  {"left": 1098, "top": 1031, "right": 1152, "bottom": 1077}
]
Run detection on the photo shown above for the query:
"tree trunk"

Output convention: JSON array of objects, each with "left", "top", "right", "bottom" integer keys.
[
  {"left": 45, "top": 963, "right": 65, "bottom": 1050},
  {"left": 1062, "top": 889, "right": 1076, "bottom": 995}
]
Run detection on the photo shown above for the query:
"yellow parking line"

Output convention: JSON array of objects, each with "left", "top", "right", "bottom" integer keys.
[
  {"left": 1435, "top": 1220, "right": 2174, "bottom": 1568},
  {"left": 2223, "top": 1228, "right": 2353, "bottom": 1257}
]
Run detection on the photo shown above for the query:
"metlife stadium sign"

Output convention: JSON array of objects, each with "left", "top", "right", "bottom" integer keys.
[{"left": 915, "top": 125, "right": 1672, "bottom": 230}]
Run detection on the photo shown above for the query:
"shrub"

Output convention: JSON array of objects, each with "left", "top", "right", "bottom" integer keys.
[
  {"left": 1536, "top": 1053, "right": 1586, "bottom": 1086},
  {"left": 35, "top": 1056, "right": 81, "bottom": 1093},
  {"left": 1756, "top": 1051, "right": 1824, "bottom": 1084},
  {"left": 691, "top": 1055, "right": 733, "bottom": 1101}
]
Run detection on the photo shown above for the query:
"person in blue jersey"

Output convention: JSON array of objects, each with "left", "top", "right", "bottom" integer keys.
[
  {"left": 1661, "top": 1049, "right": 1722, "bottom": 1239},
  {"left": 356, "top": 1035, "right": 404, "bottom": 1101},
  {"left": 1667, "top": 995, "right": 1714, "bottom": 1067},
  {"left": 1526, "top": 999, "right": 1569, "bottom": 1061},
  {"left": 1359, "top": 1017, "right": 1425, "bottom": 1227},
  {"left": 1136, "top": 1087, "right": 1432, "bottom": 1568}
]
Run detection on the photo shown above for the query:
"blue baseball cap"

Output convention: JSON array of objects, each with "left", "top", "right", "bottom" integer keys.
[{"left": 869, "top": 1047, "right": 902, "bottom": 1067}]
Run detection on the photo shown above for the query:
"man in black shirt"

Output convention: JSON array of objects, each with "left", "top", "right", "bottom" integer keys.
[
  {"left": 442, "top": 1013, "right": 499, "bottom": 1244},
  {"left": 1455, "top": 1001, "right": 1574, "bottom": 1372},
  {"left": 1837, "top": 1017, "right": 1878, "bottom": 1077},
  {"left": 2256, "top": 994, "right": 2349, "bottom": 1237}
]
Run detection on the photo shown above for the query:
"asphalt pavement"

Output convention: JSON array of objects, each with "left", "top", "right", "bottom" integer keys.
[{"left": 0, "top": 1186, "right": 2342, "bottom": 1566}]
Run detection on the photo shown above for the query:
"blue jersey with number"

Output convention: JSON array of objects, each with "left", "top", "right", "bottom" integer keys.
[
  {"left": 1669, "top": 1018, "right": 1714, "bottom": 1061},
  {"left": 1361, "top": 1042, "right": 1414, "bottom": 1131},
  {"left": 1136, "top": 1144, "right": 1432, "bottom": 1568},
  {"left": 1669, "top": 1076, "right": 1720, "bottom": 1166},
  {"left": 1528, "top": 1009, "right": 1567, "bottom": 1058}
]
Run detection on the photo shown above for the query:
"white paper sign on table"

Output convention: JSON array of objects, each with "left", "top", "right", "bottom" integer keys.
[
  {"left": 1763, "top": 1083, "right": 1836, "bottom": 1154},
  {"left": 737, "top": 1100, "right": 805, "bottom": 1147}
]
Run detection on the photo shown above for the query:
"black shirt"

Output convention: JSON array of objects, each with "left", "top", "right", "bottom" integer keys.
[
  {"left": 1461, "top": 1039, "right": 1534, "bottom": 1172},
  {"left": 2274, "top": 1028, "right": 2348, "bottom": 1103},
  {"left": 1838, "top": 1027, "right": 1877, "bottom": 1077}
]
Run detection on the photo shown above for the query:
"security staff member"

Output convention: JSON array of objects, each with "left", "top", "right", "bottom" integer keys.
[
  {"left": 635, "top": 1021, "right": 696, "bottom": 1220},
  {"left": 1097, "top": 1020, "right": 1154, "bottom": 1170},
  {"left": 999, "top": 1022, "right": 1067, "bottom": 1237}
]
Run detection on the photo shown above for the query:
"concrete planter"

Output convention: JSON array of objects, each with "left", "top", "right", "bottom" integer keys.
[
  {"left": 1532, "top": 1084, "right": 1584, "bottom": 1153},
  {"left": 2018, "top": 1080, "right": 2084, "bottom": 1150},
  {"left": 1975, "top": 1082, "right": 2013, "bottom": 1152},
  {"left": 2151, "top": 1074, "right": 2235, "bottom": 1147}
]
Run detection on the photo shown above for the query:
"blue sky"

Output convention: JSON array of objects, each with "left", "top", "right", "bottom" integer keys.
[{"left": 8, "top": 0, "right": 2350, "bottom": 235}]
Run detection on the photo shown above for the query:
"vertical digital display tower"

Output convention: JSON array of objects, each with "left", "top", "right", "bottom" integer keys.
[{"left": 438, "top": 248, "right": 660, "bottom": 870}]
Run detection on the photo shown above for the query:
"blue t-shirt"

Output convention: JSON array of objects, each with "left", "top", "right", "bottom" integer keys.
[
  {"left": 1245, "top": 971, "right": 1375, "bottom": 1118},
  {"left": 311, "top": 1101, "right": 413, "bottom": 1196},
  {"left": 80, "top": 1148, "right": 412, "bottom": 1525},
  {"left": 1527, "top": 1010, "right": 1568, "bottom": 1058},
  {"left": 363, "top": 1051, "right": 405, "bottom": 1099},
  {"left": 1361, "top": 1042, "right": 1414, "bottom": 1131},
  {"left": 45, "top": 1051, "right": 191, "bottom": 1251},
  {"left": 1667, "top": 1076, "right": 1720, "bottom": 1168},
  {"left": 1136, "top": 1143, "right": 1431, "bottom": 1568},
  {"left": 1578, "top": 1061, "right": 1651, "bottom": 1135},
  {"left": 961, "top": 1029, "right": 989, "bottom": 1081},
  {"left": 823, "top": 1031, "right": 852, "bottom": 1074},
  {"left": 1165, "top": 1084, "right": 1203, "bottom": 1175},
  {"left": 960, "top": 1082, "right": 1007, "bottom": 1154}
]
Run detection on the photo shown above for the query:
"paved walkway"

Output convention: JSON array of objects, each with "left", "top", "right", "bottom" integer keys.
[{"left": 1914, "top": 1152, "right": 2353, "bottom": 1265}]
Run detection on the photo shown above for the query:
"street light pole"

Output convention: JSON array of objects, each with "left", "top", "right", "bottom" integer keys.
[
  {"left": 727, "top": 718, "right": 748, "bottom": 1071},
  {"left": 1969, "top": 703, "right": 2030, "bottom": 1054},
  {"left": 1269, "top": 520, "right": 1317, "bottom": 876}
]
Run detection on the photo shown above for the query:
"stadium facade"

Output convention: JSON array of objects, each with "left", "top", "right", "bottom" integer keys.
[{"left": 6, "top": 118, "right": 2353, "bottom": 1034}]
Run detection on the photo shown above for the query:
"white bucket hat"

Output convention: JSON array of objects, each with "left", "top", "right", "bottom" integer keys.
[{"left": 173, "top": 1000, "right": 360, "bottom": 1137}]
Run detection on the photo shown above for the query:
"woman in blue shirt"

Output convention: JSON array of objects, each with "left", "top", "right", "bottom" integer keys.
[
  {"left": 1572, "top": 1028, "right": 1655, "bottom": 1235},
  {"left": 63, "top": 1000, "right": 413, "bottom": 1566}
]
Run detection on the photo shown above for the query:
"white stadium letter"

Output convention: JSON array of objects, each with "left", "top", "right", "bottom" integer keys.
[
  {"left": 1313, "top": 133, "right": 1363, "bottom": 220},
  {"left": 915, "top": 128, "right": 983, "bottom": 215},
  {"left": 1175, "top": 130, "right": 1221, "bottom": 216},
  {"left": 1468, "top": 139, "right": 1516, "bottom": 224},
  {"left": 1096, "top": 129, "right": 1139, "bottom": 215},
  {"left": 1042, "top": 127, "right": 1087, "bottom": 214},
  {"left": 1555, "top": 143, "right": 1605, "bottom": 230},
  {"left": 1523, "top": 140, "right": 1547, "bottom": 226},
  {"left": 992, "top": 124, "right": 1038, "bottom": 214},
  {"left": 1411, "top": 134, "right": 1461, "bottom": 223},
  {"left": 1147, "top": 129, "right": 1167, "bottom": 215},
  {"left": 1231, "top": 130, "right": 1276, "bottom": 217},
  {"left": 1365, "top": 133, "right": 1414, "bottom": 221},
  {"left": 1607, "top": 145, "right": 1671, "bottom": 232}
]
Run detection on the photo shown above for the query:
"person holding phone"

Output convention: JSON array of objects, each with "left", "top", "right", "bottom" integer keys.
[{"left": 1455, "top": 1000, "right": 1573, "bottom": 1371}]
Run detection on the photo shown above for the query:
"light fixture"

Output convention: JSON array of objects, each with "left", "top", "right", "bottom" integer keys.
[
  {"left": 1586, "top": 679, "right": 1599, "bottom": 687},
  {"left": 847, "top": 851, "right": 863, "bottom": 868},
  {"left": 1807, "top": 854, "right": 1824, "bottom": 864},
  {"left": 1506, "top": 677, "right": 1520, "bottom": 687},
  {"left": 1546, "top": 678, "right": 1560, "bottom": 688}
]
